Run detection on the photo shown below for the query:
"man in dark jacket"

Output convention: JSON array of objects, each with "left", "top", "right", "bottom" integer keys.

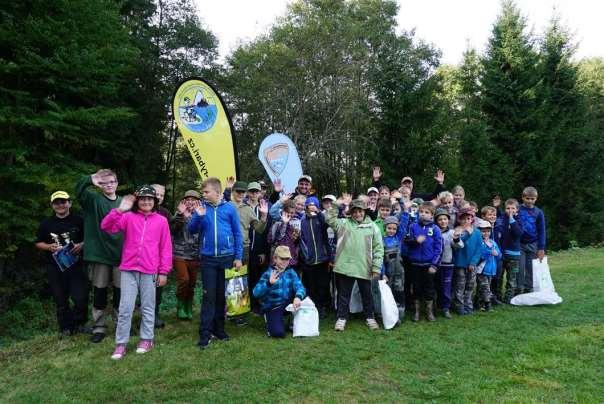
[{"left": 269, "top": 174, "right": 317, "bottom": 203}]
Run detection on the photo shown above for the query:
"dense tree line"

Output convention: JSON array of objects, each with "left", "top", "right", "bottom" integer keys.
[{"left": 1, "top": 0, "right": 602, "bottom": 310}]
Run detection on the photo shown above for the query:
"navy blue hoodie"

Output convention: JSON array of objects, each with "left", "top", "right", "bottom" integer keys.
[
  {"left": 518, "top": 205, "right": 546, "bottom": 250},
  {"left": 494, "top": 215, "right": 523, "bottom": 256}
]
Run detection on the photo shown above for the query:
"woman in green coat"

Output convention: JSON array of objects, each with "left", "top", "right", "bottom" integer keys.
[{"left": 325, "top": 199, "right": 384, "bottom": 331}]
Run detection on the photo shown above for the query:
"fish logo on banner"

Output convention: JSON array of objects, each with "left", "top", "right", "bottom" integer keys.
[
  {"left": 173, "top": 78, "right": 238, "bottom": 182},
  {"left": 258, "top": 133, "right": 302, "bottom": 193}
]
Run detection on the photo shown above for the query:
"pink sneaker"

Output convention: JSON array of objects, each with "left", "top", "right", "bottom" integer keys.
[
  {"left": 136, "top": 339, "right": 154, "bottom": 354},
  {"left": 111, "top": 344, "right": 127, "bottom": 360}
]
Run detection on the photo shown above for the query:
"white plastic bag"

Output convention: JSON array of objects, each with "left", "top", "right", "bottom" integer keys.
[
  {"left": 349, "top": 281, "right": 364, "bottom": 314},
  {"left": 532, "top": 257, "right": 555, "bottom": 292},
  {"left": 378, "top": 280, "right": 399, "bottom": 330},
  {"left": 511, "top": 256, "right": 562, "bottom": 306},
  {"left": 510, "top": 291, "right": 562, "bottom": 306},
  {"left": 286, "top": 297, "right": 320, "bottom": 337}
]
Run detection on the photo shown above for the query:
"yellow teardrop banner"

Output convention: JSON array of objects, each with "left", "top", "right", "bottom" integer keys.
[{"left": 172, "top": 78, "right": 238, "bottom": 183}]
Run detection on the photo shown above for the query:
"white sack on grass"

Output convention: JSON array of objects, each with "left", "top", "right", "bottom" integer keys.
[
  {"left": 378, "top": 280, "right": 399, "bottom": 330},
  {"left": 511, "top": 257, "right": 563, "bottom": 306},
  {"left": 286, "top": 297, "right": 320, "bottom": 337},
  {"left": 349, "top": 281, "right": 364, "bottom": 314}
]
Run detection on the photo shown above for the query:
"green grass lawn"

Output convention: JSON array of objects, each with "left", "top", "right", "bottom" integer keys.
[{"left": 1, "top": 248, "right": 603, "bottom": 402}]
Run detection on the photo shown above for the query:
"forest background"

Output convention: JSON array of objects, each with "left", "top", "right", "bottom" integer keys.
[{"left": 1, "top": 0, "right": 603, "bottom": 312}]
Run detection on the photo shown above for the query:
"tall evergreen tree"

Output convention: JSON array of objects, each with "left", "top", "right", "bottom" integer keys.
[{"left": 480, "top": 0, "right": 540, "bottom": 189}]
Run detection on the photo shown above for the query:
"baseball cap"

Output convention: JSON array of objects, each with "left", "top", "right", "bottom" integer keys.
[
  {"left": 305, "top": 196, "right": 320, "bottom": 207},
  {"left": 247, "top": 182, "right": 261, "bottom": 191},
  {"left": 322, "top": 194, "right": 336, "bottom": 202},
  {"left": 298, "top": 175, "right": 312, "bottom": 183},
  {"left": 401, "top": 176, "right": 413, "bottom": 184},
  {"left": 50, "top": 191, "right": 70, "bottom": 203},
  {"left": 458, "top": 207, "right": 475, "bottom": 217},
  {"left": 233, "top": 181, "right": 248, "bottom": 191},
  {"left": 476, "top": 219, "right": 492, "bottom": 229},
  {"left": 184, "top": 190, "right": 201, "bottom": 199},
  {"left": 274, "top": 245, "right": 292, "bottom": 259},
  {"left": 367, "top": 187, "right": 379, "bottom": 195}
]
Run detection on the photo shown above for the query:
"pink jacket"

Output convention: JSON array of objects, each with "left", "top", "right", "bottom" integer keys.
[{"left": 101, "top": 209, "right": 172, "bottom": 275}]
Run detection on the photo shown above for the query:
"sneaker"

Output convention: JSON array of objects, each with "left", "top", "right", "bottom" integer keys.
[
  {"left": 90, "top": 332, "right": 105, "bottom": 343},
  {"left": 136, "top": 339, "right": 154, "bottom": 354},
  {"left": 334, "top": 319, "right": 347, "bottom": 331},
  {"left": 486, "top": 303, "right": 494, "bottom": 312},
  {"left": 111, "top": 344, "right": 127, "bottom": 360},
  {"left": 234, "top": 317, "right": 247, "bottom": 327},
  {"left": 456, "top": 308, "right": 466, "bottom": 316},
  {"left": 318, "top": 307, "right": 328, "bottom": 320},
  {"left": 464, "top": 307, "right": 474, "bottom": 315},
  {"left": 366, "top": 318, "right": 380, "bottom": 330},
  {"left": 443, "top": 309, "right": 452, "bottom": 319},
  {"left": 197, "top": 337, "right": 211, "bottom": 350},
  {"left": 212, "top": 332, "right": 230, "bottom": 341}
]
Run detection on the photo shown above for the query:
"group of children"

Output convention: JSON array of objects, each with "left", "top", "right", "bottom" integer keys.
[{"left": 35, "top": 167, "right": 546, "bottom": 359}]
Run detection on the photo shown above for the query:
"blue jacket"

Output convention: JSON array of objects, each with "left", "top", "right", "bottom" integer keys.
[
  {"left": 405, "top": 220, "right": 442, "bottom": 266},
  {"left": 253, "top": 266, "right": 306, "bottom": 311},
  {"left": 518, "top": 205, "right": 546, "bottom": 249},
  {"left": 453, "top": 229, "right": 482, "bottom": 268},
  {"left": 494, "top": 215, "right": 523, "bottom": 256},
  {"left": 478, "top": 239, "right": 502, "bottom": 276},
  {"left": 300, "top": 212, "right": 330, "bottom": 265},
  {"left": 187, "top": 201, "right": 243, "bottom": 260}
]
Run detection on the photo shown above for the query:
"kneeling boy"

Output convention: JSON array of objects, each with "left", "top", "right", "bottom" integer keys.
[{"left": 253, "top": 246, "right": 306, "bottom": 338}]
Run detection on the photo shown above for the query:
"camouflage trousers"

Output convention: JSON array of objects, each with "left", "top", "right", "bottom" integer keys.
[
  {"left": 476, "top": 274, "right": 492, "bottom": 304},
  {"left": 503, "top": 255, "right": 521, "bottom": 303},
  {"left": 454, "top": 267, "right": 476, "bottom": 311}
]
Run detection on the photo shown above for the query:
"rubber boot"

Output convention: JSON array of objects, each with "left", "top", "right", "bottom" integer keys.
[
  {"left": 177, "top": 298, "right": 187, "bottom": 320},
  {"left": 412, "top": 300, "right": 421, "bottom": 322},
  {"left": 425, "top": 300, "right": 436, "bottom": 322},
  {"left": 185, "top": 299, "right": 193, "bottom": 320}
]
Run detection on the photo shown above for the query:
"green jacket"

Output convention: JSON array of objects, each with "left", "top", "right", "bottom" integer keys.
[
  {"left": 374, "top": 217, "right": 386, "bottom": 236},
  {"left": 325, "top": 207, "right": 384, "bottom": 280},
  {"left": 75, "top": 175, "right": 123, "bottom": 265},
  {"left": 230, "top": 201, "right": 267, "bottom": 249}
]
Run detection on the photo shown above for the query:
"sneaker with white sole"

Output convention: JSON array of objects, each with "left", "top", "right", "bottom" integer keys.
[
  {"left": 366, "top": 318, "right": 380, "bottom": 330},
  {"left": 334, "top": 318, "right": 347, "bottom": 331},
  {"left": 111, "top": 344, "right": 127, "bottom": 360},
  {"left": 136, "top": 339, "right": 154, "bottom": 354}
]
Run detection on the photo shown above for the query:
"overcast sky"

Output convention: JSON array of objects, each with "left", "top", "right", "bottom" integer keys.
[{"left": 196, "top": 0, "right": 603, "bottom": 65}]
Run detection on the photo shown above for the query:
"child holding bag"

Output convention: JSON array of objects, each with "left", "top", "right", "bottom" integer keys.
[{"left": 101, "top": 185, "right": 172, "bottom": 360}]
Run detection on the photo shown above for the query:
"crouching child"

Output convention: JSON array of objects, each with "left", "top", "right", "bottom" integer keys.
[{"left": 253, "top": 246, "right": 306, "bottom": 338}]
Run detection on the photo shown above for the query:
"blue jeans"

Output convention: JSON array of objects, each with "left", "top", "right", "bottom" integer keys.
[{"left": 199, "top": 255, "right": 234, "bottom": 340}]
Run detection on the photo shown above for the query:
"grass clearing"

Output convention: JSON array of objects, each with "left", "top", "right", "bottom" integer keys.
[{"left": 1, "top": 248, "right": 603, "bottom": 402}]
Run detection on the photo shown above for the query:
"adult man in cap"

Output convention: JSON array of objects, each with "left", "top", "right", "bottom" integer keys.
[
  {"left": 35, "top": 191, "right": 88, "bottom": 338},
  {"left": 171, "top": 189, "right": 202, "bottom": 320},
  {"left": 246, "top": 181, "right": 272, "bottom": 313},
  {"left": 365, "top": 186, "right": 380, "bottom": 220},
  {"left": 75, "top": 169, "right": 123, "bottom": 343},
  {"left": 371, "top": 166, "right": 446, "bottom": 202},
  {"left": 269, "top": 174, "right": 317, "bottom": 204}
]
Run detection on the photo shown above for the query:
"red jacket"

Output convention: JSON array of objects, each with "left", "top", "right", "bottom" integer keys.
[{"left": 101, "top": 209, "right": 172, "bottom": 275}]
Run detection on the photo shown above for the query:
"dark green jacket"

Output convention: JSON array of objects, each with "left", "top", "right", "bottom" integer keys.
[{"left": 75, "top": 175, "right": 123, "bottom": 265}]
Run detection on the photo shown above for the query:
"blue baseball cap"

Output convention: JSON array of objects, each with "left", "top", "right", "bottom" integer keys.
[{"left": 305, "top": 196, "right": 320, "bottom": 207}]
